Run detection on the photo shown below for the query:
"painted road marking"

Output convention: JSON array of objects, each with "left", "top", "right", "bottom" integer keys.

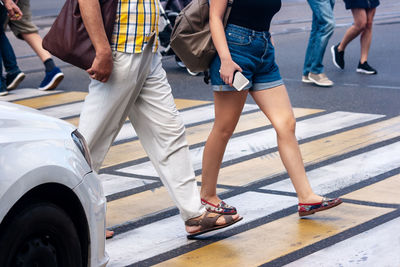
[
  {"left": 14, "top": 91, "right": 87, "bottom": 109},
  {"left": 106, "top": 187, "right": 227, "bottom": 227},
  {"left": 285, "top": 217, "right": 400, "bottom": 267},
  {"left": 99, "top": 173, "right": 157, "bottom": 197},
  {"left": 118, "top": 111, "right": 383, "bottom": 176},
  {"left": 198, "top": 116, "right": 400, "bottom": 187},
  {"left": 1, "top": 89, "right": 61, "bottom": 102},
  {"left": 101, "top": 108, "right": 321, "bottom": 169},
  {"left": 107, "top": 203, "right": 393, "bottom": 266},
  {"left": 263, "top": 142, "right": 400, "bottom": 194},
  {"left": 105, "top": 117, "right": 400, "bottom": 227},
  {"left": 342, "top": 174, "right": 400, "bottom": 204}
]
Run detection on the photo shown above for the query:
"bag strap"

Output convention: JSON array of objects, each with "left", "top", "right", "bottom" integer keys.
[
  {"left": 204, "top": 0, "right": 234, "bottom": 84},
  {"left": 223, "top": 0, "right": 234, "bottom": 26}
]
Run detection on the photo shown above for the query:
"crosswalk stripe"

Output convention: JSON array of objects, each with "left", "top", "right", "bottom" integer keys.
[
  {"left": 38, "top": 97, "right": 212, "bottom": 120},
  {"left": 157, "top": 204, "right": 394, "bottom": 267},
  {"left": 40, "top": 101, "right": 83, "bottom": 119},
  {"left": 118, "top": 111, "right": 384, "bottom": 176},
  {"left": 263, "top": 141, "right": 400, "bottom": 194},
  {"left": 65, "top": 99, "right": 211, "bottom": 127},
  {"left": 99, "top": 173, "right": 158, "bottom": 197},
  {"left": 101, "top": 108, "right": 320, "bottom": 169},
  {"left": 284, "top": 217, "right": 400, "bottom": 267},
  {"left": 106, "top": 187, "right": 227, "bottom": 227},
  {"left": 100, "top": 104, "right": 258, "bottom": 168},
  {"left": 106, "top": 139, "right": 400, "bottom": 265},
  {"left": 14, "top": 91, "right": 87, "bottom": 109},
  {"left": 107, "top": 203, "right": 393, "bottom": 266},
  {"left": 342, "top": 174, "right": 400, "bottom": 204},
  {"left": 211, "top": 115, "right": 400, "bottom": 186},
  {"left": 2, "top": 89, "right": 61, "bottom": 102},
  {"left": 104, "top": 117, "right": 400, "bottom": 229}
]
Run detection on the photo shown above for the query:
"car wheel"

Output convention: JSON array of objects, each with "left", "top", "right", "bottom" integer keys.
[{"left": 0, "top": 202, "right": 82, "bottom": 267}]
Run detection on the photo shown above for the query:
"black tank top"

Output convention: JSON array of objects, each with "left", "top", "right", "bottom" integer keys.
[{"left": 227, "top": 0, "right": 282, "bottom": 32}]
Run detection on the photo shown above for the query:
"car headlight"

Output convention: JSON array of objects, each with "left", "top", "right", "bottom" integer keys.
[{"left": 71, "top": 129, "right": 92, "bottom": 169}]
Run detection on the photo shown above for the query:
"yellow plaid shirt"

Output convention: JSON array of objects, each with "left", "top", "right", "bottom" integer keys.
[{"left": 111, "top": 0, "right": 160, "bottom": 53}]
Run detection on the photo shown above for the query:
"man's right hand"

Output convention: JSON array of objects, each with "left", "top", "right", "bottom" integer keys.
[
  {"left": 78, "top": 0, "right": 113, "bottom": 83},
  {"left": 87, "top": 50, "right": 113, "bottom": 83}
]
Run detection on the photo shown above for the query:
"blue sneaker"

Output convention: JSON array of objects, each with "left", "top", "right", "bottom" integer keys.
[
  {"left": 39, "top": 67, "right": 64, "bottom": 91},
  {"left": 6, "top": 71, "right": 25, "bottom": 90},
  {"left": 0, "top": 82, "right": 8, "bottom": 96}
]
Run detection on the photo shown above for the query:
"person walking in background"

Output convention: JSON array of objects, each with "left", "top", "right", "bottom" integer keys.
[
  {"left": 200, "top": 0, "right": 342, "bottom": 218},
  {"left": 0, "top": 0, "right": 24, "bottom": 96},
  {"left": 77, "top": 0, "right": 241, "bottom": 239},
  {"left": 5, "top": 0, "right": 64, "bottom": 90},
  {"left": 331, "top": 0, "right": 379, "bottom": 75},
  {"left": 302, "top": 0, "right": 335, "bottom": 87}
]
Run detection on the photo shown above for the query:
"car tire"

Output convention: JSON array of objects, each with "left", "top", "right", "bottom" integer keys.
[{"left": 0, "top": 202, "right": 82, "bottom": 267}]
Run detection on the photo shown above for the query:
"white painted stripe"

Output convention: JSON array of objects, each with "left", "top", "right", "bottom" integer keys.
[
  {"left": 99, "top": 174, "right": 156, "bottom": 197},
  {"left": 262, "top": 141, "right": 400, "bottom": 194},
  {"left": 285, "top": 217, "right": 400, "bottom": 267},
  {"left": 2, "top": 89, "right": 61, "bottom": 102},
  {"left": 119, "top": 111, "right": 384, "bottom": 177},
  {"left": 113, "top": 104, "right": 257, "bottom": 143},
  {"left": 39, "top": 101, "right": 83, "bottom": 118},
  {"left": 38, "top": 102, "right": 258, "bottom": 141},
  {"left": 106, "top": 192, "right": 297, "bottom": 266}
]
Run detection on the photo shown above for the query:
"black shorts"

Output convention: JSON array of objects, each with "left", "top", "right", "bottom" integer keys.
[{"left": 343, "top": 0, "right": 380, "bottom": 10}]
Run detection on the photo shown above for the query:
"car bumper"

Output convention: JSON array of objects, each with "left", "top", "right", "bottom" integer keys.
[{"left": 74, "top": 171, "right": 109, "bottom": 267}]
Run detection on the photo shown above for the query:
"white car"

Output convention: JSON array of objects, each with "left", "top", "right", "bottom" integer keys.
[{"left": 0, "top": 101, "right": 109, "bottom": 267}]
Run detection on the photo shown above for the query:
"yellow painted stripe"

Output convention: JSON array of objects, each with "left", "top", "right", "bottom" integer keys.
[
  {"left": 174, "top": 99, "right": 210, "bottom": 110},
  {"left": 101, "top": 108, "right": 320, "bottom": 169},
  {"left": 106, "top": 187, "right": 226, "bottom": 227},
  {"left": 64, "top": 99, "right": 210, "bottom": 130},
  {"left": 155, "top": 204, "right": 393, "bottom": 267},
  {"left": 343, "top": 174, "right": 400, "bottom": 204},
  {"left": 212, "top": 116, "right": 400, "bottom": 186},
  {"left": 13, "top": 91, "right": 87, "bottom": 109},
  {"left": 66, "top": 117, "right": 79, "bottom": 127}
]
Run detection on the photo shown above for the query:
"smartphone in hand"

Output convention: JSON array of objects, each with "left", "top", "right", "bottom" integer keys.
[{"left": 232, "top": 71, "right": 250, "bottom": 91}]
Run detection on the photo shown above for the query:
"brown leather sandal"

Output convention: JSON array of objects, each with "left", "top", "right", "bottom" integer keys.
[{"left": 185, "top": 211, "right": 242, "bottom": 239}]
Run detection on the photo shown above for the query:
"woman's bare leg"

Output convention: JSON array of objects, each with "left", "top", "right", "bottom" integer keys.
[
  {"left": 250, "top": 85, "right": 321, "bottom": 203},
  {"left": 338, "top": 8, "right": 367, "bottom": 52},
  {"left": 360, "top": 8, "right": 376, "bottom": 63},
  {"left": 200, "top": 90, "right": 248, "bottom": 204}
]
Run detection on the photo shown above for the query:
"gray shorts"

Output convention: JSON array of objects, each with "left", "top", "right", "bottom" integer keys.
[{"left": 5, "top": 0, "right": 38, "bottom": 39}]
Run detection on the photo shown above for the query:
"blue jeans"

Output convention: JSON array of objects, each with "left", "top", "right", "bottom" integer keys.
[
  {"left": 303, "top": 0, "right": 335, "bottom": 75},
  {"left": 0, "top": 7, "right": 20, "bottom": 87},
  {"left": 210, "top": 24, "right": 283, "bottom": 92}
]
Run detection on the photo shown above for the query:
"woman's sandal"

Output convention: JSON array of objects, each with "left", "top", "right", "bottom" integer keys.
[
  {"left": 185, "top": 211, "right": 243, "bottom": 239},
  {"left": 201, "top": 198, "right": 237, "bottom": 215},
  {"left": 298, "top": 197, "right": 342, "bottom": 217}
]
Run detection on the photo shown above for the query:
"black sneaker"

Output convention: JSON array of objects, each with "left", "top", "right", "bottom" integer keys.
[
  {"left": 0, "top": 82, "right": 8, "bottom": 96},
  {"left": 331, "top": 43, "right": 345, "bottom": 69},
  {"left": 356, "top": 61, "right": 377, "bottom": 75},
  {"left": 6, "top": 71, "right": 25, "bottom": 90}
]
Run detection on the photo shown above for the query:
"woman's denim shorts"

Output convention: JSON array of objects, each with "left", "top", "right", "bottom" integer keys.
[{"left": 210, "top": 24, "right": 284, "bottom": 92}]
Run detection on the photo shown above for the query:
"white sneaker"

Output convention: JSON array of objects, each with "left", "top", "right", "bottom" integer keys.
[
  {"left": 186, "top": 68, "right": 200, "bottom": 76},
  {"left": 308, "top": 72, "right": 334, "bottom": 87},
  {"left": 302, "top": 75, "right": 313, "bottom": 84}
]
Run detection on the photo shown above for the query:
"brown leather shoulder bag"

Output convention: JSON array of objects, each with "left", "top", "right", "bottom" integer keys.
[{"left": 43, "top": 0, "right": 118, "bottom": 70}]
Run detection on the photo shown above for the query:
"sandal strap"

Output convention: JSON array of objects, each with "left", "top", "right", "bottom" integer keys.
[
  {"left": 185, "top": 211, "right": 222, "bottom": 228},
  {"left": 223, "top": 214, "right": 234, "bottom": 224}
]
